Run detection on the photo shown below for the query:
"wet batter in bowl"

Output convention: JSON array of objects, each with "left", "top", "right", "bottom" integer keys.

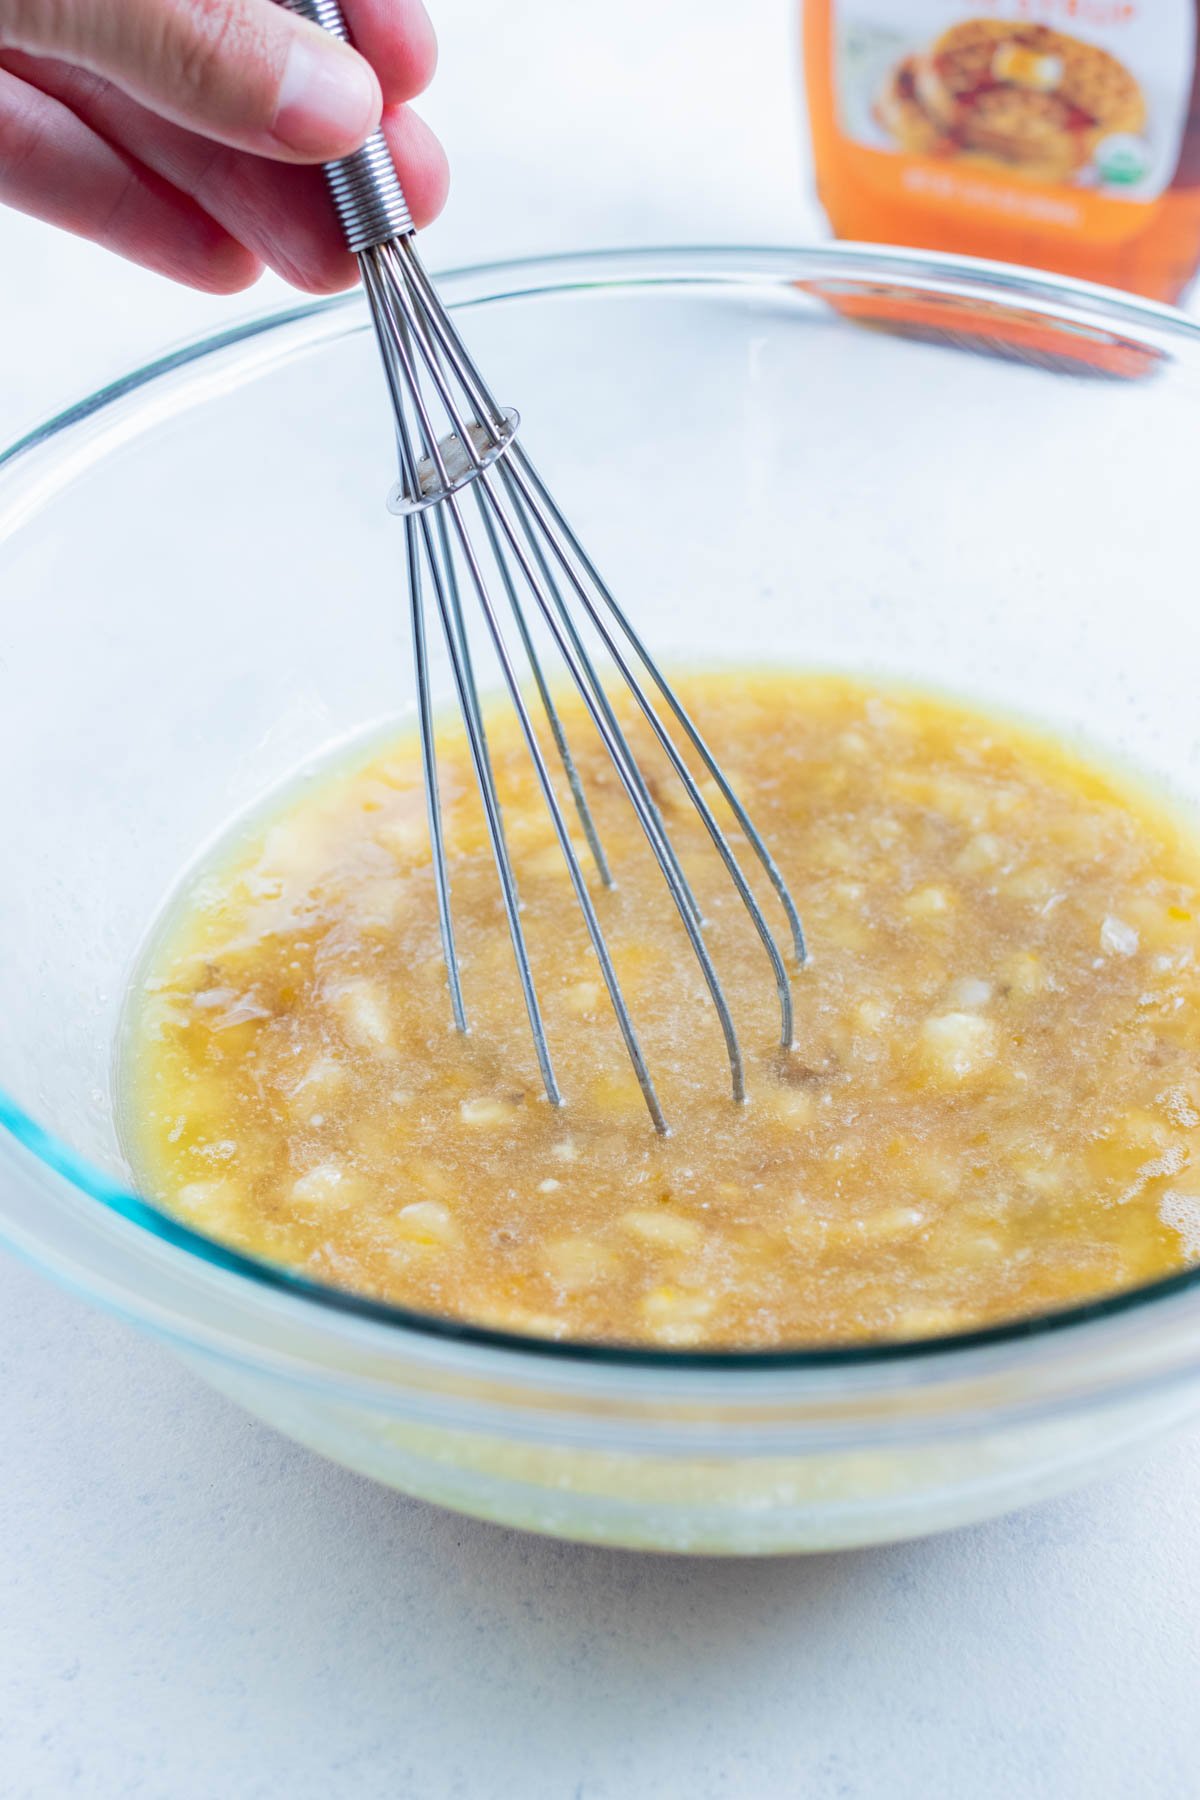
[{"left": 121, "top": 674, "right": 1200, "bottom": 1346}]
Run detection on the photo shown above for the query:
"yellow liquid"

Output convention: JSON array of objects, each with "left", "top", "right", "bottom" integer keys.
[{"left": 121, "top": 673, "right": 1200, "bottom": 1347}]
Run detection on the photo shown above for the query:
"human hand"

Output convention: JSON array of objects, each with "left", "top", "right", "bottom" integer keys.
[{"left": 0, "top": 0, "right": 447, "bottom": 293}]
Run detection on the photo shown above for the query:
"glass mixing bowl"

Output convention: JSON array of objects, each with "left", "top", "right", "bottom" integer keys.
[{"left": 3, "top": 245, "right": 1200, "bottom": 1555}]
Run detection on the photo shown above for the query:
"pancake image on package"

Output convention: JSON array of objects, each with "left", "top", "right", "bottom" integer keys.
[{"left": 874, "top": 19, "right": 1146, "bottom": 186}]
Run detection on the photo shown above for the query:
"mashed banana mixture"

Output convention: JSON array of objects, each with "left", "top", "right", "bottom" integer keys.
[{"left": 122, "top": 674, "right": 1200, "bottom": 1346}]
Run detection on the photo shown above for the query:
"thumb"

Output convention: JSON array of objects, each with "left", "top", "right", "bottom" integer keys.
[{"left": 0, "top": 0, "right": 382, "bottom": 160}]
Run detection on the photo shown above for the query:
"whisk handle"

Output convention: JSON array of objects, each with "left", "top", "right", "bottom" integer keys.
[{"left": 275, "top": 0, "right": 415, "bottom": 250}]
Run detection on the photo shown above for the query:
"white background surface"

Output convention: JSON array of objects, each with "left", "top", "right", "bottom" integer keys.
[{"left": 3, "top": 2, "right": 1200, "bottom": 1795}]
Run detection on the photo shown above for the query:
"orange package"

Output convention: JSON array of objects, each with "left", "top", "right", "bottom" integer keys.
[{"left": 804, "top": 2, "right": 1200, "bottom": 301}]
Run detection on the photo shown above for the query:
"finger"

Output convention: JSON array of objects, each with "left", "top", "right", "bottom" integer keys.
[
  {"left": 3, "top": 54, "right": 448, "bottom": 291},
  {"left": 167, "top": 101, "right": 451, "bottom": 292},
  {"left": 342, "top": 0, "right": 436, "bottom": 105},
  {"left": 163, "top": 100, "right": 449, "bottom": 291},
  {"left": 0, "top": 0, "right": 381, "bottom": 161},
  {"left": 0, "top": 65, "right": 261, "bottom": 291}
]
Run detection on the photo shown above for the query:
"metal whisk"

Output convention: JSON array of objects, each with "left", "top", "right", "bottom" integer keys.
[{"left": 281, "top": 0, "right": 807, "bottom": 1131}]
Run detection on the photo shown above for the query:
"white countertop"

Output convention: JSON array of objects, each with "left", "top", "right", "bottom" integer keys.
[{"left": 3, "top": 3, "right": 1200, "bottom": 1794}]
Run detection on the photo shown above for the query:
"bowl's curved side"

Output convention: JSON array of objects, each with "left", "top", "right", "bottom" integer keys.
[{"left": 191, "top": 1346, "right": 1200, "bottom": 1552}]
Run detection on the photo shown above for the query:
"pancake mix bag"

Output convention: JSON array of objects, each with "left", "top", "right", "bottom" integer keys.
[{"left": 804, "top": 1, "right": 1200, "bottom": 298}]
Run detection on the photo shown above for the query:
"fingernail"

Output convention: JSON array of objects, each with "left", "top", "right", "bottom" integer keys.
[{"left": 273, "top": 35, "right": 380, "bottom": 156}]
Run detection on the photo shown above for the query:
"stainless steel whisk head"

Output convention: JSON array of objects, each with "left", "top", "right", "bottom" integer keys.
[{"left": 282, "top": 0, "right": 807, "bottom": 1131}]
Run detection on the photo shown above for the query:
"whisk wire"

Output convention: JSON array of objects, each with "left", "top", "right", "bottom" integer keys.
[
  {"left": 512, "top": 450, "right": 809, "bottom": 972},
  {"left": 372, "top": 230, "right": 797, "bottom": 1114},
  {"left": 441, "top": 490, "right": 669, "bottom": 1131},
  {"left": 499, "top": 451, "right": 797, "bottom": 1050},
  {"left": 379, "top": 281, "right": 553, "bottom": 1088},
  {"left": 418, "top": 493, "right": 563, "bottom": 1106},
  {"left": 384, "top": 275, "right": 657, "bottom": 1115},
  {"left": 433, "top": 506, "right": 500, "bottom": 809},
  {"left": 471, "top": 467, "right": 749, "bottom": 1106},
  {"left": 379, "top": 238, "right": 802, "bottom": 1112},
  {"left": 388, "top": 238, "right": 511, "bottom": 441},
  {"left": 405, "top": 510, "right": 468, "bottom": 1034},
  {"left": 473, "top": 492, "right": 614, "bottom": 887},
  {"left": 280, "top": 0, "right": 809, "bottom": 1129},
  {"left": 496, "top": 466, "right": 704, "bottom": 931}
]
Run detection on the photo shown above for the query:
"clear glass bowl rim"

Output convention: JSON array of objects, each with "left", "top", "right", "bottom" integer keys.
[{"left": 4, "top": 240, "right": 1200, "bottom": 1386}]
